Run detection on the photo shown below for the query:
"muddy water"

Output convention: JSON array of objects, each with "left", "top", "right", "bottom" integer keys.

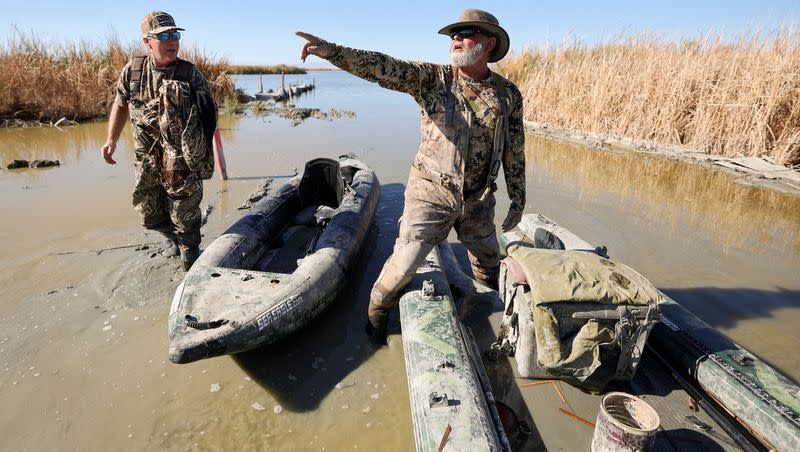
[{"left": 1, "top": 71, "right": 798, "bottom": 450}]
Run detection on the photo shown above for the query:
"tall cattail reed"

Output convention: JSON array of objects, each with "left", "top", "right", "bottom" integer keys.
[
  {"left": 180, "top": 47, "right": 236, "bottom": 105},
  {"left": 0, "top": 31, "right": 129, "bottom": 122},
  {"left": 496, "top": 28, "right": 800, "bottom": 168},
  {"left": 0, "top": 30, "right": 235, "bottom": 124}
]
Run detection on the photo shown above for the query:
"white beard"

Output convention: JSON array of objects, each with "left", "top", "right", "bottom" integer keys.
[{"left": 450, "top": 42, "right": 484, "bottom": 68}]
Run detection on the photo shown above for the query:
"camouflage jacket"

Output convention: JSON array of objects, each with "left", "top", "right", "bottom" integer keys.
[
  {"left": 116, "top": 56, "right": 212, "bottom": 153},
  {"left": 327, "top": 44, "right": 526, "bottom": 212},
  {"left": 115, "top": 56, "right": 215, "bottom": 193}
]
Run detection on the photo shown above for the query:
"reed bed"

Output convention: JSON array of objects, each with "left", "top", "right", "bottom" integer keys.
[
  {"left": 496, "top": 29, "right": 800, "bottom": 168},
  {"left": 0, "top": 32, "right": 129, "bottom": 123},
  {"left": 228, "top": 64, "right": 306, "bottom": 74},
  {"left": 180, "top": 47, "right": 237, "bottom": 104},
  {"left": 0, "top": 31, "right": 235, "bottom": 124}
]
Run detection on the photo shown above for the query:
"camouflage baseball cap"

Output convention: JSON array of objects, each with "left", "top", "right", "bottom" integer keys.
[{"left": 141, "top": 11, "right": 185, "bottom": 37}]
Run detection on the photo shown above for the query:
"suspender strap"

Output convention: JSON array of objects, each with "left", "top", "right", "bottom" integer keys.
[
  {"left": 479, "top": 72, "right": 510, "bottom": 202},
  {"left": 445, "top": 66, "right": 457, "bottom": 128},
  {"left": 130, "top": 55, "right": 147, "bottom": 100}
]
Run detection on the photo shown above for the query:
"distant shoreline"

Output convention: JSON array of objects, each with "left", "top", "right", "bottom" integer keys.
[
  {"left": 227, "top": 64, "right": 306, "bottom": 74},
  {"left": 228, "top": 67, "right": 342, "bottom": 73}
]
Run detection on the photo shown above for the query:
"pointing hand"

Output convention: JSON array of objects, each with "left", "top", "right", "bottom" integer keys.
[{"left": 296, "top": 31, "right": 333, "bottom": 62}]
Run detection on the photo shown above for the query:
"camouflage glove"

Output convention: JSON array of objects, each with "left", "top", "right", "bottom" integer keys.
[
  {"left": 296, "top": 31, "right": 334, "bottom": 62},
  {"left": 501, "top": 209, "right": 523, "bottom": 232}
]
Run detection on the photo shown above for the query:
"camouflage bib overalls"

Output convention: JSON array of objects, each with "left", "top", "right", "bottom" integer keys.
[
  {"left": 325, "top": 45, "right": 526, "bottom": 326},
  {"left": 114, "top": 56, "right": 214, "bottom": 257}
]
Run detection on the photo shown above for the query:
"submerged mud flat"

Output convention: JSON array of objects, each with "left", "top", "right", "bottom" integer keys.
[
  {"left": 252, "top": 103, "right": 357, "bottom": 126},
  {"left": 0, "top": 72, "right": 798, "bottom": 450}
]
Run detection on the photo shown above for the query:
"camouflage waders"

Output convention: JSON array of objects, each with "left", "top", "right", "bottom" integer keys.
[
  {"left": 324, "top": 45, "right": 526, "bottom": 331},
  {"left": 368, "top": 174, "right": 501, "bottom": 327},
  {"left": 115, "top": 56, "right": 215, "bottom": 270}
]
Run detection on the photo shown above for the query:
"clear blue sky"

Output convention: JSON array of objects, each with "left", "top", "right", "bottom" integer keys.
[{"left": 3, "top": 1, "right": 798, "bottom": 66}]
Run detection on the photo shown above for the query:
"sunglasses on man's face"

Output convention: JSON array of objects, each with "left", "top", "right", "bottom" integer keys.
[
  {"left": 150, "top": 31, "right": 181, "bottom": 42},
  {"left": 449, "top": 29, "right": 482, "bottom": 40}
]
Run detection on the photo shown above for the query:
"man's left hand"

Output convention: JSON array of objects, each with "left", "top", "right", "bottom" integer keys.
[{"left": 501, "top": 210, "right": 523, "bottom": 232}]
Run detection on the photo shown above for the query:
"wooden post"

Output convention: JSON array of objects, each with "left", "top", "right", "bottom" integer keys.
[
  {"left": 259, "top": 74, "right": 263, "bottom": 93},
  {"left": 212, "top": 129, "right": 228, "bottom": 180}
]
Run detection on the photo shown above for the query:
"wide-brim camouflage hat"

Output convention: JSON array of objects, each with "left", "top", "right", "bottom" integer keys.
[
  {"left": 438, "top": 8, "right": 510, "bottom": 63},
  {"left": 141, "top": 11, "right": 185, "bottom": 37}
]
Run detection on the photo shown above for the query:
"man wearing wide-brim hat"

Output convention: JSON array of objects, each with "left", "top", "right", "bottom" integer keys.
[{"left": 297, "top": 8, "right": 526, "bottom": 343}]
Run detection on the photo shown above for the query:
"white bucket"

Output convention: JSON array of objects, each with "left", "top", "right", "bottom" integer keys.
[{"left": 591, "top": 392, "right": 660, "bottom": 452}]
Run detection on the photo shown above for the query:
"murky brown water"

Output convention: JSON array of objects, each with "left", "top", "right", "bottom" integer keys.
[{"left": 1, "top": 72, "right": 798, "bottom": 450}]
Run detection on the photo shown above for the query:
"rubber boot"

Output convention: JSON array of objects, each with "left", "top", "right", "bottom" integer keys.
[
  {"left": 181, "top": 246, "right": 200, "bottom": 272},
  {"left": 473, "top": 265, "right": 500, "bottom": 291},
  {"left": 162, "top": 232, "right": 181, "bottom": 257},
  {"left": 365, "top": 315, "right": 388, "bottom": 346}
]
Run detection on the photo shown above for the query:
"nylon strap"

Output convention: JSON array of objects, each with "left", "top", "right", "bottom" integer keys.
[
  {"left": 130, "top": 55, "right": 147, "bottom": 100},
  {"left": 478, "top": 72, "right": 510, "bottom": 201},
  {"left": 129, "top": 57, "right": 194, "bottom": 101},
  {"left": 445, "top": 66, "right": 457, "bottom": 128}
]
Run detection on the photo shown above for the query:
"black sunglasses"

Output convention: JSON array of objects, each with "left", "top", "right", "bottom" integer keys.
[{"left": 449, "top": 29, "right": 482, "bottom": 40}]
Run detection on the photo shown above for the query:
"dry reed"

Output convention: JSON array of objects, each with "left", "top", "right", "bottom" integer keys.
[
  {"left": 496, "top": 28, "right": 800, "bottom": 168},
  {"left": 0, "top": 30, "right": 235, "bottom": 124},
  {"left": 180, "top": 46, "right": 237, "bottom": 105}
]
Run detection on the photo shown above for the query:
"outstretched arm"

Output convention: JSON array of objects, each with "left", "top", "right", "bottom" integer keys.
[{"left": 296, "top": 31, "right": 439, "bottom": 96}]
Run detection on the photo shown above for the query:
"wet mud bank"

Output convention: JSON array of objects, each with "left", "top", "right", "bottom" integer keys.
[{"left": 524, "top": 121, "right": 800, "bottom": 196}]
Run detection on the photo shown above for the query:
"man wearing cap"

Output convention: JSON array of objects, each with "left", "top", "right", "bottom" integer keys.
[
  {"left": 297, "top": 8, "right": 526, "bottom": 343},
  {"left": 101, "top": 11, "right": 217, "bottom": 271}
]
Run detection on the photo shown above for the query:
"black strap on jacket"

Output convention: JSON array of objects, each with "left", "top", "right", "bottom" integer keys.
[
  {"left": 129, "top": 55, "right": 194, "bottom": 101},
  {"left": 445, "top": 67, "right": 458, "bottom": 128},
  {"left": 480, "top": 71, "right": 510, "bottom": 202}
]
